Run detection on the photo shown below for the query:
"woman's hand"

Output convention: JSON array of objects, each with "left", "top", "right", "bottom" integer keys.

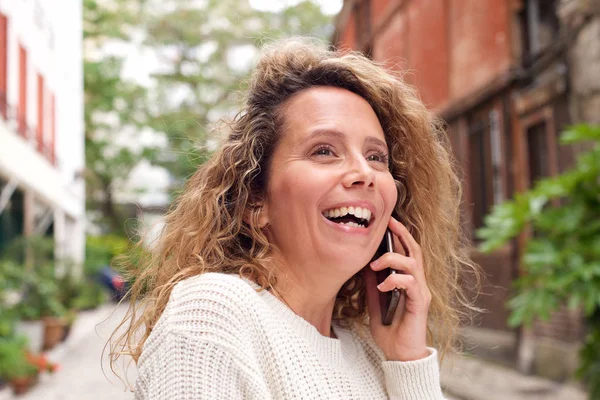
[{"left": 363, "top": 216, "right": 432, "bottom": 362}]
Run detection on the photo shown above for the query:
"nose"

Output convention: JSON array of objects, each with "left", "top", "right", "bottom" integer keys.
[{"left": 342, "top": 154, "right": 376, "bottom": 189}]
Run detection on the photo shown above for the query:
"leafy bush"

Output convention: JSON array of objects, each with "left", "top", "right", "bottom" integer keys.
[
  {"left": 55, "top": 269, "right": 83, "bottom": 310},
  {"left": 0, "top": 336, "right": 36, "bottom": 381},
  {"left": 85, "top": 234, "right": 150, "bottom": 300},
  {"left": 85, "top": 234, "right": 130, "bottom": 276},
  {"left": 0, "top": 236, "right": 54, "bottom": 267},
  {"left": 0, "top": 256, "right": 66, "bottom": 320},
  {"left": 477, "top": 124, "right": 600, "bottom": 398},
  {"left": 71, "top": 280, "right": 107, "bottom": 310},
  {"left": 0, "top": 260, "right": 24, "bottom": 312},
  {"left": 13, "top": 272, "right": 67, "bottom": 320},
  {"left": 0, "top": 309, "right": 16, "bottom": 339}
]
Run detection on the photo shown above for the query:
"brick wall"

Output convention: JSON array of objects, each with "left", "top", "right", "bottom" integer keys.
[
  {"left": 335, "top": 0, "right": 591, "bottom": 356},
  {"left": 448, "top": 0, "right": 511, "bottom": 102},
  {"left": 336, "top": 0, "right": 513, "bottom": 111},
  {"left": 405, "top": 0, "right": 449, "bottom": 107}
]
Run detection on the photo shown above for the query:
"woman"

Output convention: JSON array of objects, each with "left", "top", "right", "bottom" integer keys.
[{"left": 112, "top": 38, "right": 479, "bottom": 399}]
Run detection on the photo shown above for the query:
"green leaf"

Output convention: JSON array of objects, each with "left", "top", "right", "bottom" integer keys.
[{"left": 560, "top": 124, "right": 600, "bottom": 144}]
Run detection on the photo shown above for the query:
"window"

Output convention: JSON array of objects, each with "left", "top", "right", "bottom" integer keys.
[
  {"left": 519, "top": 107, "right": 559, "bottom": 240},
  {"left": 468, "top": 118, "right": 493, "bottom": 233},
  {"left": 468, "top": 109, "right": 504, "bottom": 236},
  {"left": 519, "top": 0, "right": 560, "bottom": 64},
  {"left": 526, "top": 121, "right": 550, "bottom": 184},
  {"left": 18, "top": 44, "right": 27, "bottom": 137},
  {"left": 0, "top": 13, "right": 7, "bottom": 119},
  {"left": 520, "top": 106, "right": 558, "bottom": 187},
  {"left": 50, "top": 93, "right": 55, "bottom": 165},
  {"left": 37, "top": 74, "right": 44, "bottom": 154}
]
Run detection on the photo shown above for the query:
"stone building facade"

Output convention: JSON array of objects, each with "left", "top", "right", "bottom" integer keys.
[
  {"left": 334, "top": 0, "right": 600, "bottom": 380},
  {"left": 0, "top": 1, "right": 85, "bottom": 267}
]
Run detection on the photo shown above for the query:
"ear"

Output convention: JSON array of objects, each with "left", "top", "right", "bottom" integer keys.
[
  {"left": 244, "top": 200, "right": 270, "bottom": 229},
  {"left": 257, "top": 203, "right": 269, "bottom": 229}
]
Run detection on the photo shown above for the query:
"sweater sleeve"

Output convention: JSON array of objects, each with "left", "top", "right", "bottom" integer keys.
[
  {"left": 381, "top": 347, "right": 446, "bottom": 400},
  {"left": 134, "top": 329, "right": 272, "bottom": 400}
]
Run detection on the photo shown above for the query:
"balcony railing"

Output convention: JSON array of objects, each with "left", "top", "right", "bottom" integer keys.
[{"left": 0, "top": 89, "right": 57, "bottom": 167}]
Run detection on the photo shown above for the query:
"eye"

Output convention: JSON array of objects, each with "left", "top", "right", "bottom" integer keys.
[
  {"left": 312, "top": 145, "right": 335, "bottom": 157},
  {"left": 366, "top": 150, "right": 389, "bottom": 163}
]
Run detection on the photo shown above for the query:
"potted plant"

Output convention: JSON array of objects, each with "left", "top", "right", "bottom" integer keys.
[
  {"left": 0, "top": 336, "right": 38, "bottom": 395},
  {"left": 14, "top": 271, "right": 67, "bottom": 351},
  {"left": 25, "top": 352, "right": 59, "bottom": 375},
  {"left": 37, "top": 279, "right": 68, "bottom": 351},
  {"left": 55, "top": 269, "right": 82, "bottom": 342}
]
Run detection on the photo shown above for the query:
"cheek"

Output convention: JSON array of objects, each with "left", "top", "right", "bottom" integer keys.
[
  {"left": 382, "top": 176, "right": 399, "bottom": 212},
  {"left": 267, "top": 170, "right": 316, "bottom": 222}
]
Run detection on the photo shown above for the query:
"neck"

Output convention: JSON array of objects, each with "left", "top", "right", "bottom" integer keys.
[{"left": 273, "top": 264, "right": 345, "bottom": 338}]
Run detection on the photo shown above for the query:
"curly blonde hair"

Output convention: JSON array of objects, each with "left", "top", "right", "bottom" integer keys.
[{"left": 110, "top": 38, "right": 480, "bottom": 370}]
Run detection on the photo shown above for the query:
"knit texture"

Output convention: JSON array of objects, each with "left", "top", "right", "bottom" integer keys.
[{"left": 134, "top": 272, "right": 446, "bottom": 399}]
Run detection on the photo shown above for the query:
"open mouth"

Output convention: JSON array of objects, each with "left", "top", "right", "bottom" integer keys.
[{"left": 322, "top": 206, "right": 372, "bottom": 228}]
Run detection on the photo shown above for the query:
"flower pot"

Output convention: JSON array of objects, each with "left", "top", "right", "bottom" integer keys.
[
  {"left": 42, "top": 317, "right": 66, "bottom": 351},
  {"left": 9, "top": 375, "right": 38, "bottom": 396},
  {"left": 15, "top": 320, "right": 44, "bottom": 353}
]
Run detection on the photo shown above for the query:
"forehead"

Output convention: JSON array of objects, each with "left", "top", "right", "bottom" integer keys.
[{"left": 279, "top": 86, "right": 385, "bottom": 145}]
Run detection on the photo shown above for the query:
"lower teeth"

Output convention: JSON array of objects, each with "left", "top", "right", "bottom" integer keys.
[{"left": 339, "top": 221, "right": 364, "bottom": 228}]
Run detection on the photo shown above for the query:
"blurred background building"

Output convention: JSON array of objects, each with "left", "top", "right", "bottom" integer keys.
[
  {"left": 333, "top": 0, "right": 600, "bottom": 382},
  {"left": 0, "top": 1, "right": 85, "bottom": 265}
]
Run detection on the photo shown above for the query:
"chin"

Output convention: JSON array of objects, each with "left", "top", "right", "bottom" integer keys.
[{"left": 337, "top": 258, "right": 370, "bottom": 278}]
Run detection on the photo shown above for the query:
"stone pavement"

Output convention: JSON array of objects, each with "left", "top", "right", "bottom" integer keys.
[
  {"left": 12, "top": 303, "right": 135, "bottom": 400},
  {"left": 440, "top": 352, "right": 588, "bottom": 400}
]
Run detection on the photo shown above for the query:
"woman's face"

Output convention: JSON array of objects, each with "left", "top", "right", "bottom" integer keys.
[{"left": 262, "top": 86, "right": 398, "bottom": 279}]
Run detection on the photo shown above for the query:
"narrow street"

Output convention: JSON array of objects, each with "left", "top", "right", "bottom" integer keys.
[{"left": 19, "top": 304, "right": 135, "bottom": 400}]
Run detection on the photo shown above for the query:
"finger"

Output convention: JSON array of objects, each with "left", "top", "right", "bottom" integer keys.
[
  {"left": 388, "top": 217, "right": 422, "bottom": 260},
  {"left": 378, "top": 273, "right": 423, "bottom": 306},
  {"left": 370, "top": 253, "right": 428, "bottom": 292},
  {"left": 370, "top": 253, "right": 419, "bottom": 275},
  {"left": 386, "top": 218, "right": 432, "bottom": 303},
  {"left": 362, "top": 267, "right": 382, "bottom": 325}
]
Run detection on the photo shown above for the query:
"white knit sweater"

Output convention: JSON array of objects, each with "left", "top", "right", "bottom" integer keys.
[{"left": 134, "top": 272, "right": 446, "bottom": 399}]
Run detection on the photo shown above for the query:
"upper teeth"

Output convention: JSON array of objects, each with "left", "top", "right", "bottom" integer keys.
[{"left": 322, "top": 206, "right": 372, "bottom": 222}]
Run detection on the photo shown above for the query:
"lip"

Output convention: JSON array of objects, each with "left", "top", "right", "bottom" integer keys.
[{"left": 320, "top": 200, "right": 377, "bottom": 235}]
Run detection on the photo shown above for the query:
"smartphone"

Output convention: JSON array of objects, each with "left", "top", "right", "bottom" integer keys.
[{"left": 372, "top": 229, "right": 404, "bottom": 325}]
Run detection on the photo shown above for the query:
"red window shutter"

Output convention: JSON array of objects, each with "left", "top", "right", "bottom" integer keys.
[
  {"left": 18, "top": 44, "right": 27, "bottom": 137},
  {"left": 50, "top": 93, "right": 55, "bottom": 165},
  {"left": 0, "top": 13, "right": 7, "bottom": 119},
  {"left": 37, "top": 74, "right": 44, "bottom": 153}
]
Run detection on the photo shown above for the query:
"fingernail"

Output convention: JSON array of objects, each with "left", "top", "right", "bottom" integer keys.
[
  {"left": 370, "top": 260, "right": 378, "bottom": 269},
  {"left": 377, "top": 282, "right": 384, "bottom": 290}
]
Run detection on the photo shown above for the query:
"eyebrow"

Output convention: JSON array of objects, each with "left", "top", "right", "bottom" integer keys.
[{"left": 301, "top": 129, "right": 388, "bottom": 149}]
